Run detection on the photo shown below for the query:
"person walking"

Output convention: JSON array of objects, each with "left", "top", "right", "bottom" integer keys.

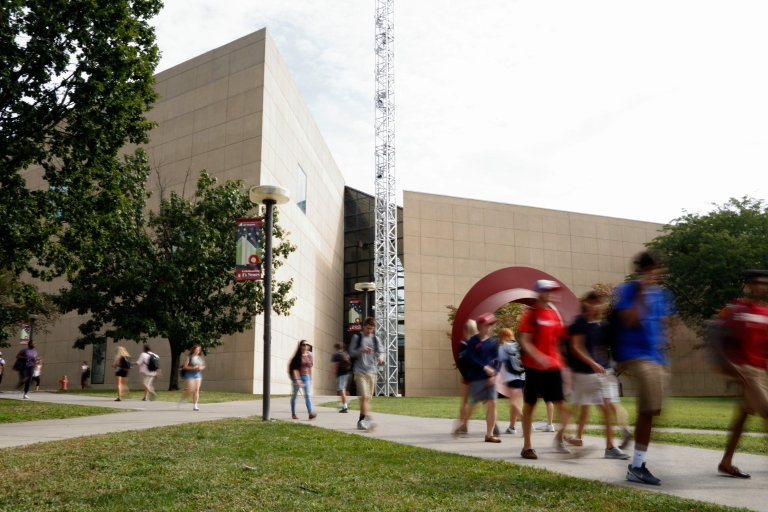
[
  {"left": 349, "top": 317, "right": 384, "bottom": 431},
  {"left": 14, "top": 340, "right": 38, "bottom": 399},
  {"left": 330, "top": 342, "right": 351, "bottom": 413},
  {"left": 289, "top": 340, "right": 317, "bottom": 420},
  {"left": 497, "top": 328, "right": 524, "bottom": 435},
  {"left": 136, "top": 344, "right": 159, "bottom": 401},
  {"left": 112, "top": 346, "right": 132, "bottom": 401},
  {"left": 454, "top": 319, "right": 479, "bottom": 436},
  {"left": 0, "top": 352, "right": 5, "bottom": 393},
  {"left": 80, "top": 361, "right": 91, "bottom": 389},
  {"left": 716, "top": 269, "right": 768, "bottom": 478},
  {"left": 32, "top": 359, "right": 43, "bottom": 392},
  {"left": 461, "top": 312, "right": 502, "bottom": 443},
  {"left": 519, "top": 280, "right": 572, "bottom": 459},
  {"left": 567, "top": 291, "right": 630, "bottom": 459},
  {"left": 178, "top": 345, "right": 205, "bottom": 411},
  {"left": 614, "top": 251, "right": 676, "bottom": 485}
]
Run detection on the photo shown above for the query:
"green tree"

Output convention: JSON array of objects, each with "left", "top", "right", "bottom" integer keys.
[
  {"left": 646, "top": 197, "right": 768, "bottom": 332},
  {"left": 0, "top": 271, "right": 59, "bottom": 345},
  {"left": 446, "top": 302, "right": 529, "bottom": 339},
  {"left": 56, "top": 156, "right": 297, "bottom": 390},
  {"left": 0, "top": 0, "right": 162, "bottom": 340}
]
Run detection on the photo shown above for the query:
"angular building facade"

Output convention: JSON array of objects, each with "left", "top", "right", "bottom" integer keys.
[{"left": 14, "top": 28, "right": 729, "bottom": 399}]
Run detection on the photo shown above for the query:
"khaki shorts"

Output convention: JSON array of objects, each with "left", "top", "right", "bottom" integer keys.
[
  {"left": 737, "top": 365, "right": 768, "bottom": 418},
  {"left": 622, "top": 359, "right": 667, "bottom": 415},
  {"left": 141, "top": 374, "right": 155, "bottom": 387},
  {"left": 571, "top": 372, "right": 619, "bottom": 405},
  {"left": 355, "top": 372, "right": 377, "bottom": 398}
]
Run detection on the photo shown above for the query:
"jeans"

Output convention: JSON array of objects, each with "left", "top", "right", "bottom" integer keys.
[{"left": 291, "top": 375, "right": 313, "bottom": 414}]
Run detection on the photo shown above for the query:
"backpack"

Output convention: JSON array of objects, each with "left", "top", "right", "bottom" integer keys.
[
  {"left": 502, "top": 341, "right": 524, "bottom": 374},
  {"left": 337, "top": 351, "right": 352, "bottom": 372},
  {"left": 147, "top": 353, "right": 160, "bottom": 372},
  {"left": 119, "top": 357, "right": 132, "bottom": 370},
  {"left": 84, "top": 367, "right": 91, "bottom": 379},
  {"left": 456, "top": 339, "right": 469, "bottom": 377}
]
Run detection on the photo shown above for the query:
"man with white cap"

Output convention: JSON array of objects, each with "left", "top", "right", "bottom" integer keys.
[
  {"left": 518, "top": 279, "right": 572, "bottom": 459},
  {"left": 462, "top": 312, "right": 502, "bottom": 443}
]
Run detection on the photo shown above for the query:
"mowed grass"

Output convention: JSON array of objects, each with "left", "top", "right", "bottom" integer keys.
[
  {"left": 325, "top": 396, "right": 765, "bottom": 433},
  {"left": 61, "top": 388, "right": 265, "bottom": 404},
  {"left": 0, "top": 418, "right": 744, "bottom": 511},
  {"left": 0, "top": 399, "right": 124, "bottom": 424},
  {"left": 583, "top": 429, "right": 768, "bottom": 457}
]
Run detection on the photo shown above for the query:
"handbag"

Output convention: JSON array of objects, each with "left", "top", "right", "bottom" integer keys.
[{"left": 12, "top": 358, "right": 24, "bottom": 372}]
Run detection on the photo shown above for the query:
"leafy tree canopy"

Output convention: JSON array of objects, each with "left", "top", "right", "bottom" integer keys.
[
  {"left": 646, "top": 197, "right": 768, "bottom": 331},
  {"left": 56, "top": 153, "right": 297, "bottom": 389}
]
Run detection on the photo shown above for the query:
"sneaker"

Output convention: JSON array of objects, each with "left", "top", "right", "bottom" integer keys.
[
  {"left": 552, "top": 437, "right": 571, "bottom": 454},
  {"left": 459, "top": 425, "right": 468, "bottom": 434},
  {"left": 565, "top": 436, "right": 583, "bottom": 446},
  {"left": 22, "top": 394, "right": 29, "bottom": 400},
  {"left": 193, "top": 406, "right": 199, "bottom": 411},
  {"left": 505, "top": 427, "right": 517, "bottom": 435},
  {"left": 142, "top": 397, "right": 147, "bottom": 402},
  {"left": 339, "top": 408, "right": 349, "bottom": 413},
  {"left": 605, "top": 446, "right": 631, "bottom": 460},
  {"left": 543, "top": 424, "right": 555, "bottom": 433},
  {"left": 626, "top": 463, "right": 661, "bottom": 486},
  {"left": 620, "top": 427, "right": 633, "bottom": 450},
  {"left": 357, "top": 420, "right": 367, "bottom": 430},
  {"left": 365, "top": 418, "right": 378, "bottom": 432}
]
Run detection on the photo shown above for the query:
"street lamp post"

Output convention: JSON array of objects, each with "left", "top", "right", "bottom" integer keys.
[
  {"left": 29, "top": 313, "right": 39, "bottom": 345},
  {"left": 249, "top": 185, "right": 290, "bottom": 422},
  {"left": 354, "top": 282, "right": 376, "bottom": 320}
]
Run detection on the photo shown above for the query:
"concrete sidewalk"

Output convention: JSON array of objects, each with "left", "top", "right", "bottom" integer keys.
[{"left": 1, "top": 392, "right": 766, "bottom": 511}]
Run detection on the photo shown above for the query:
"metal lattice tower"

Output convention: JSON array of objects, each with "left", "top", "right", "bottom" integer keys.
[{"left": 374, "top": 0, "right": 398, "bottom": 396}]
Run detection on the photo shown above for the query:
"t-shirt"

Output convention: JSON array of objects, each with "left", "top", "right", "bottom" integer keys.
[
  {"left": 518, "top": 304, "right": 567, "bottom": 371},
  {"left": 21, "top": 348, "right": 38, "bottom": 368},
  {"left": 568, "top": 315, "right": 609, "bottom": 373},
  {"left": 0, "top": 358, "right": 5, "bottom": 374},
  {"left": 136, "top": 352, "right": 157, "bottom": 377},
  {"left": 331, "top": 351, "right": 350, "bottom": 377},
  {"left": 614, "top": 282, "right": 677, "bottom": 364},
  {"left": 722, "top": 299, "right": 768, "bottom": 368},
  {"left": 299, "top": 353, "right": 313, "bottom": 376},
  {"left": 33, "top": 364, "right": 42, "bottom": 377}
]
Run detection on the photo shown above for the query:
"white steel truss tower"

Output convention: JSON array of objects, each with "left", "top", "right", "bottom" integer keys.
[{"left": 373, "top": 0, "right": 398, "bottom": 396}]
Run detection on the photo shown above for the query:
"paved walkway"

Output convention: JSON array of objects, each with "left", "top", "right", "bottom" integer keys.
[{"left": 1, "top": 393, "right": 766, "bottom": 511}]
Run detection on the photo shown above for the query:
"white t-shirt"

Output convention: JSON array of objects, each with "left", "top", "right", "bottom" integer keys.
[
  {"left": 81, "top": 365, "right": 88, "bottom": 373},
  {"left": 0, "top": 357, "right": 5, "bottom": 374},
  {"left": 136, "top": 352, "right": 157, "bottom": 376},
  {"left": 33, "top": 364, "right": 42, "bottom": 377}
]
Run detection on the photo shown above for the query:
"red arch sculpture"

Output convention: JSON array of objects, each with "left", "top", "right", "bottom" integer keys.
[{"left": 451, "top": 266, "right": 581, "bottom": 361}]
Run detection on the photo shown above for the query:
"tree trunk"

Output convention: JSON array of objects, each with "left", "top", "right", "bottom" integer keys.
[{"left": 168, "top": 340, "right": 182, "bottom": 391}]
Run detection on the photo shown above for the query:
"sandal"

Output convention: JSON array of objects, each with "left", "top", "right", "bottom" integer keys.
[
  {"left": 718, "top": 463, "right": 750, "bottom": 478},
  {"left": 521, "top": 448, "right": 538, "bottom": 459}
]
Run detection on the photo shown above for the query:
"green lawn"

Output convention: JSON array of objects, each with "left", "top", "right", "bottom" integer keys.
[
  {"left": 0, "top": 418, "right": 743, "bottom": 511},
  {"left": 0, "top": 399, "right": 124, "bottom": 424},
  {"left": 581, "top": 428, "right": 768, "bottom": 456},
  {"left": 60, "top": 388, "right": 266, "bottom": 404},
  {"left": 324, "top": 396, "right": 765, "bottom": 433}
]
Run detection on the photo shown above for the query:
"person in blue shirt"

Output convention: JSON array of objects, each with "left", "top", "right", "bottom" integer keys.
[
  {"left": 461, "top": 312, "right": 502, "bottom": 443},
  {"left": 614, "top": 251, "right": 676, "bottom": 486}
]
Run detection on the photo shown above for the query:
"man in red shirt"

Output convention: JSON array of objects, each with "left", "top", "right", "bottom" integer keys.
[
  {"left": 518, "top": 280, "right": 572, "bottom": 459},
  {"left": 718, "top": 269, "right": 768, "bottom": 478}
]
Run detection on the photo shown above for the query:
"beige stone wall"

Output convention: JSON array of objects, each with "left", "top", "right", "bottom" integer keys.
[
  {"left": 8, "top": 29, "right": 345, "bottom": 396},
  {"left": 402, "top": 191, "right": 736, "bottom": 398}
]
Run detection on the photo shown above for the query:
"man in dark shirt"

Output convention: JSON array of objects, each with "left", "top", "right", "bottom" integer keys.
[
  {"left": 15, "top": 340, "right": 37, "bottom": 399},
  {"left": 330, "top": 342, "right": 351, "bottom": 413},
  {"left": 463, "top": 312, "right": 502, "bottom": 443},
  {"left": 568, "top": 291, "right": 630, "bottom": 460}
]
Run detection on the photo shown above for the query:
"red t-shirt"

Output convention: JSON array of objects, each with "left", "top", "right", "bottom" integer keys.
[
  {"left": 723, "top": 299, "right": 768, "bottom": 368},
  {"left": 518, "top": 304, "right": 567, "bottom": 371}
]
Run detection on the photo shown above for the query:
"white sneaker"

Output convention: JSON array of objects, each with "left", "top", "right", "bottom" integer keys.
[
  {"left": 193, "top": 405, "right": 199, "bottom": 411},
  {"left": 22, "top": 394, "right": 29, "bottom": 399},
  {"left": 605, "top": 446, "right": 630, "bottom": 459},
  {"left": 543, "top": 424, "right": 555, "bottom": 432},
  {"left": 505, "top": 427, "right": 517, "bottom": 434},
  {"left": 364, "top": 416, "right": 378, "bottom": 432}
]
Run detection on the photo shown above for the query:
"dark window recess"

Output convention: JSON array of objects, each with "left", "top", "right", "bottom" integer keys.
[{"left": 91, "top": 342, "right": 107, "bottom": 385}]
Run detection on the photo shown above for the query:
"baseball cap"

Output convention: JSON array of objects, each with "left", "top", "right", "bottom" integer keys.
[
  {"left": 534, "top": 280, "right": 561, "bottom": 293},
  {"left": 476, "top": 312, "right": 496, "bottom": 326}
]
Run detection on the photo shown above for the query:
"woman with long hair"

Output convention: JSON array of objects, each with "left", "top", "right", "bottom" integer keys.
[
  {"left": 288, "top": 340, "right": 316, "bottom": 420},
  {"left": 112, "top": 346, "right": 132, "bottom": 401},
  {"left": 179, "top": 345, "right": 205, "bottom": 411}
]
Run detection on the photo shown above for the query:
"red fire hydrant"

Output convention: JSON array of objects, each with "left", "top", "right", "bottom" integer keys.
[{"left": 59, "top": 375, "right": 68, "bottom": 391}]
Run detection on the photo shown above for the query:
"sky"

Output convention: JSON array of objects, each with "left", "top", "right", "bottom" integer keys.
[{"left": 152, "top": 1, "right": 768, "bottom": 224}]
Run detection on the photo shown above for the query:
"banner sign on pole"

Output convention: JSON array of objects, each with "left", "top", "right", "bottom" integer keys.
[
  {"left": 236, "top": 218, "right": 265, "bottom": 281},
  {"left": 348, "top": 298, "right": 363, "bottom": 331},
  {"left": 20, "top": 323, "right": 30, "bottom": 344}
]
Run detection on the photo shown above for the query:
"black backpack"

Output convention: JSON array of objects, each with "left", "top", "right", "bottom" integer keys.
[
  {"left": 502, "top": 341, "right": 524, "bottom": 374},
  {"left": 147, "top": 353, "right": 160, "bottom": 372},
  {"left": 338, "top": 351, "right": 352, "bottom": 372}
]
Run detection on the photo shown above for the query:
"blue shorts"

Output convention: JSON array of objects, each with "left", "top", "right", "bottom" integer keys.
[
  {"left": 183, "top": 371, "right": 202, "bottom": 381},
  {"left": 469, "top": 379, "right": 497, "bottom": 405}
]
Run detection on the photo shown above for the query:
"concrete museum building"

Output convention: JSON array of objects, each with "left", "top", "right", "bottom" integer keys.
[{"left": 18, "top": 29, "right": 731, "bottom": 399}]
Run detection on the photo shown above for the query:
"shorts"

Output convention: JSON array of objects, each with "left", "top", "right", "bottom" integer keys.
[
  {"left": 115, "top": 370, "right": 128, "bottom": 378},
  {"left": 621, "top": 359, "right": 666, "bottom": 415},
  {"left": 141, "top": 374, "right": 155, "bottom": 387},
  {"left": 571, "top": 372, "right": 619, "bottom": 405},
  {"left": 32, "top": 376, "right": 40, "bottom": 386},
  {"left": 737, "top": 364, "right": 768, "bottom": 418},
  {"left": 183, "top": 371, "right": 202, "bottom": 381},
  {"left": 468, "top": 379, "right": 497, "bottom": 405},
  {"left": 355, "top": 372, "right": 376, "bottom": 398},
  {"left": 507, "top": 379, "right": 524, "bottom": 390},
  {"left": 523, "top": 367, "right": 564, "bottom": 405},
  {"left": 336, "top": 374, "right": 350, "bottom": 391}
]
